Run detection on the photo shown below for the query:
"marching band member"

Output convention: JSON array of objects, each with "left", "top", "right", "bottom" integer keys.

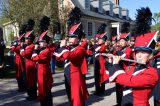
[
  {"left": 54, "top": 7, "right": 89, "bottom": 106},
  {"left": 86, "top": 39, "right": 94, "bottom": 65},
  {"left": 31, "top": 16, "right": 53, "bottom": 106},
  {"left": 129, "top": 35, "right": 136, "bottom": 60},
  {"left": 129, "top": 36, "right": 135, "bottom": 48},
  {"left": 93, "top": 23, "right": 109, "bottom": 96},
  {"left": 56, "top": 39, "right": 71, "bottom": 102},
  {"left": 110, "top": 35, "right": 118, "bottom": 55},
  {"left": 115, "top": 33, "right": 132, "bottom": 106},
  {"left": 54, "top": 22, "right": 89, "bottom": 106},
  {"left": 80, "top": 38, "right": 88, "bottom": 77},
  {"left": 108, "top": 32, "right": 159, "bottom": 106},
  {"left": 32, "top": 34, "right": 53, "bottom": 105},
  {"left": 117, "top": 33, "right": 132, "bottom": 66},
  {"left": 11, "top": 24, "right": 26, "bottom": 92},
  {"left": 20, "top": 19, "right": 37, "bottom": 101}
]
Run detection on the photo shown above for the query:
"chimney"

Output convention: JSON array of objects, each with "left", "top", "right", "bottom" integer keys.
[{"left": 113, "top": 0, "right": 119, "bottom": 5}]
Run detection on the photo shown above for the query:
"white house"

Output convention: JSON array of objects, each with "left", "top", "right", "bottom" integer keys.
[
  {"left": 2, "top": 22, "right": 19, "bottom": 46},
  {"left": 59, "top": 0, "right": 135, "bottom": 39}
]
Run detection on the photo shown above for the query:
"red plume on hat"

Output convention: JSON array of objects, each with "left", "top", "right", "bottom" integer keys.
[
  {"left": 38, "top": 16, "right": 51, "bottom": 43},
  {"left": 68, "top": 22, "right": 82, "bottom": 37},
  {"left": 67, "top": 7, "right": 84, "bottom": 39},
  {"left": 118, "top": 22, "right": 130, "bottom": 41},
  {"left": 133, "top": 7, "right": 157, "bottom": 52},
  {"left": 25, "top": 19, "right": 35, "bottom": 41},
  {"left": 118, "top": 33, "right": 130, "bottom": 40},
  {"left": 18, "top": 23, "right": 27, "bottom": 41},
  {"left": 130, "top": 36, "right": 135, "bottom": 41},
  {"left": 25, "top": 31, "right": 33, "bottom": 38},
  {"left": 19, "top": 34, "right": 25, "bottom": 41},
  {"left": 112, "top": 35, "right": 117, "bottom": 41},
  {"left": 134, "top": 31, "right": 159, "bottom": 51},
  {"left": 96, "top": 23, "right": 108, "bottom": 41}
]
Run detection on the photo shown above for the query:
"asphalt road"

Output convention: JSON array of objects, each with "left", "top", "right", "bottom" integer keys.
[{"left": 0, "top": 66, "right": 154, "bottom": 106}]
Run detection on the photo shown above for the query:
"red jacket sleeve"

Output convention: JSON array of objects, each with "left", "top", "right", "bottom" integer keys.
[
  {"left": 99, "top": 44, "right": 106, "bottom": 53},
  {"left": 95, "top": 44, "right": 106, "bottom": 53},
  {"left": 32, "top": 50, "right": 49, "bottom": 62},
  {"left": 80, "top": 40, "right": 88, "bottom": 49},
  {"left": 20, "top": 45, "right": 34, "bottom": 58},
  {"left": 122, "top": 47, "right": 132, "bottom": 59},
  {"left": 109, "top": 65, "right": 158, "bottom": 88},
  {"left": 63, "top": 47, "right": 86, "bottom": 61},
  {"left": 11, "top": 46, "right": 20, "bottom": 54}
]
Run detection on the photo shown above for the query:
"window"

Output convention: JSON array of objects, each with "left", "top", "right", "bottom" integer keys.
[
  {"left": 88, "top": 22, "right": 92, "bottom": 36},
  {"left": 85, "top": 0, "right": 90, "bottom": 10}
]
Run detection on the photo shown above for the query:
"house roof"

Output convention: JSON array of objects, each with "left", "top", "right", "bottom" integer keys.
[{"left": 71, "top": 0, "right": 135, "bottom": 24}]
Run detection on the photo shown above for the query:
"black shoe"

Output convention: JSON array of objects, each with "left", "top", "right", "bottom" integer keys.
[
  {"left": 93, "top": 92, "right": 100, "bottom": 96},
  {"left": 17, "top": 89, "right": 25, "bottom": 92},
  {"left": 26, "top": 96, "right": 37, "bottom": 101},
  {"left": 93, "top": 92, "right": 104, "bottom": 96}
]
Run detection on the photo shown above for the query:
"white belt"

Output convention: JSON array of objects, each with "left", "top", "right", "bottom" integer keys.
[
  {"left": 64, "top": 62, "right": 71, "bottom": 68},
  {"left": 123, "top": 89, "right": 132, "bottom": 96},
  {"left": 95, "top": 53, "right": 107, "bottom": 57},
  {"left": 157, "top": 65, "right": 160, "bottom": 69},
  {"left": 157, "top": 62, "right": 160, "bottom": 65},
  {"left": 106, "top": 70, "right": 109, "bottom": 74}
]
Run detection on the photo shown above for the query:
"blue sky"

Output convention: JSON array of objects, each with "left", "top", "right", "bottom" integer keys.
[{"left": 120, "top": 0, "right": 160, "bottom": 20}]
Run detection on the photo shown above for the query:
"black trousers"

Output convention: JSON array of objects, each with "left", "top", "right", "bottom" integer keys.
[
  {"left": 94, "top": 69, "right": 105, "bottom": 94},
  {"left": 17, "top": 76, "right": 26, "bottom": 91},
  {"left": 0, "top": 67, "right": 5, "bottom": 78},
  {"left": 64, "top": 75, "right": 71, "bottom": 102},
  {"left": 27, "top": 83, "right": 37, "bottom": 98},
  {"left": 116, "top": 83, "right": 123, "bottom": 106},
  {"left": 40, "top": 91, "right": 53, "bottom": 106},
  {"left": 154, "top": 100, "right": 160, "bottom": 106}
]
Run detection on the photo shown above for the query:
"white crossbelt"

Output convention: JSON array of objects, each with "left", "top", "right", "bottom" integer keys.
[
  {"left": 95, "top": 53, "right": 108, "bottom": 57},
  {"left": 123, "top": 89, "right": 132, "bottom": 96},
  {"left": 64, "top": 62, "right": 71, "bottom": 68}
]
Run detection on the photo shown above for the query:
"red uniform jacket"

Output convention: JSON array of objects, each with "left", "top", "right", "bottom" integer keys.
[
  {"left": 20, "top": 44, "right": 37, "bottom": 89},
  {"left": 11, "top": 45, "right": 24, "bottom": 78},
  {"left": 48, "top": 43, "right": 56, "bottom": 57},
  {"left": 80, "top": 41, "right": 88, "bottom": 75},
  {"left": 109, "top": 63, "right": 159, "bottom": 106},
  {"left": 117, "top": 46, "right": 132, "bottom": 69},
  {"left": 94, "top": 44, "right": 109, "bottom": 84},
  {"left": 32, "top": 47, "right": 53, "bottom": 101},
  {"left": 55, "top": 45, "right": 89, "bottom": 106}
]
